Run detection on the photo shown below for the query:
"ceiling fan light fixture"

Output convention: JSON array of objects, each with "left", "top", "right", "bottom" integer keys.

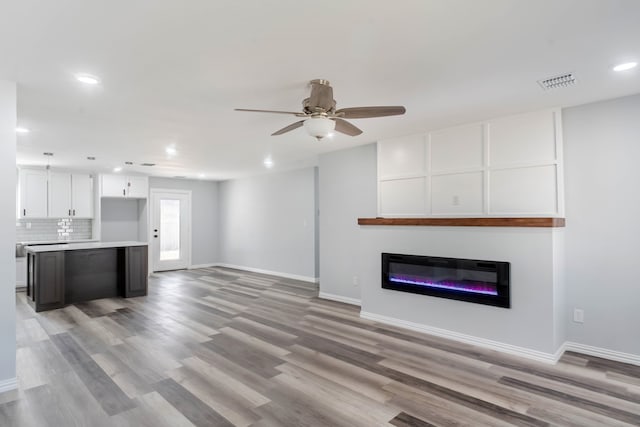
[{"left": 303, "top": 117, "right": 335, "bottom": 140}]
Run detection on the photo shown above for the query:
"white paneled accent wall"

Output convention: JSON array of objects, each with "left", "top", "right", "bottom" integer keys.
[{"left": 377, "top": 109, "right": 563, "bottom": 217}]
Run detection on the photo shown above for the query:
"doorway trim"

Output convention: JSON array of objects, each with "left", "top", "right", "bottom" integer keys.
[{"left": 149, "top": 188, "right": 192, "bottom": 272}]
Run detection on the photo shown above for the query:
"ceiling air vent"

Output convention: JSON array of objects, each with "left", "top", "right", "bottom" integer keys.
[
  {"left": 538, "top": 73, "right": 576, "bottom": 90},
  {"left": 140, "top": 163, "right": 156, "bottom": 167}
]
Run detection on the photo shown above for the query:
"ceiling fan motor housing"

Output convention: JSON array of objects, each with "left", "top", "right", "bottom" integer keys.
[
  {"left": 304, "top": 79, "right": 337, "bottom": 115},
  {"left": 303, "top": 97, "right": 336, "bottom": 115}
]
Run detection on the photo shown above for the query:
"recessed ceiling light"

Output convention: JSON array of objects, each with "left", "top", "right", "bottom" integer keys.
[
  {"left": 75, "top": 73, "right": 100, "bottom": 85},
  {"left": 113, "top": 167, "right": 122, "bottom": 172},
  {"left": 198, "top": 173, "right": 206, "bottom": 179},
  {"left": 15, "top": 127, "right": 30, "bottom": 134},
  {"left": 613, "top": 62, "right": 638, "bottom": 72},
  {"left": 165, "top": 146, "right": 177, "bottom": 156},
  {"left": 263, "top": 157, "right": 274, "bottom": 168}
]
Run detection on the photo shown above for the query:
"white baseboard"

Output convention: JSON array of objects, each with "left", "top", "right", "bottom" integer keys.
[
  {"left": 189, "top": 263, "right": 218, "bottom": 270},
  {"left": 562, "top": 341, "right": 640, "bottom": 366},
  {"left": 0, "top": 377, "right": 17, "bottom": 394},
  {"left": 215, "top": 263, "right": 319, "bottom": 284},
  {"left": 360, "top": 311, "right": 561, "bottom": 364},
  {"left": 318, "top": 292, "right": 361, "bottom": 306}
]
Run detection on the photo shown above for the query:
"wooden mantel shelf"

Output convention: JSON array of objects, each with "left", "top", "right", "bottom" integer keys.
[{"left": 357, "top": 217, "right": 565, "bottom": 228}]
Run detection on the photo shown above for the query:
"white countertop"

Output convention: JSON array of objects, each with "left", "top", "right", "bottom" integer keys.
[
  {"left": 26, "top": 241, "right": 148, "bottom": 253},
  {"left": 18, "top": 239, "right": 99, "bottom": 245}
]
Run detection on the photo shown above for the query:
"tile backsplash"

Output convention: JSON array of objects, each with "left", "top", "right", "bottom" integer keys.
[{"left": 16, "top": 218, "right": 93, "bottom": 242}]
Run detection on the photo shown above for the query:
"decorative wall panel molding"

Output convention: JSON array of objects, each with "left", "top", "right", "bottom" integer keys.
[{"left": 377, "top": 108, "right": 564, "bottom": 217}]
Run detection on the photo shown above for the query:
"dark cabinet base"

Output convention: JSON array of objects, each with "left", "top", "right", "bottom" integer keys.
[
  {"left": 27, "top": 246, "right": 148, "bottom": 312},
  {"left": 28, "top": 251, "right": 65, "bottom": 312},
  {"left": 123, "top": 246, "right": 149, "bottom": 297}
]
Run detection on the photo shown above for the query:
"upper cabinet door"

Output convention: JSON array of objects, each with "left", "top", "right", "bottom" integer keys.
[
  {"left": 19, "top": 169, "right": 48, "bottom": 218},
  {"left": 48, "top": 172, "right": 72, "bottom": 217},
  {"left": 127, "top": 176, "right": 149, "bottom": 198},
  {"left": 101, "top": 174, "right": 128, "bottom": 197},
  {"left": 71, "top": 174, "right": 94, "bottom": 218}
]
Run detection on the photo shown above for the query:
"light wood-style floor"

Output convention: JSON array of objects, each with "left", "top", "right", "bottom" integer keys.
[{"left": 1, "top": 267, "right": 639, "bottom": 426}]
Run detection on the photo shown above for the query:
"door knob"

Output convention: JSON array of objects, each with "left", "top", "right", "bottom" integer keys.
[{"left": 154, "top": 235, "right": 158, "bottom": 238}]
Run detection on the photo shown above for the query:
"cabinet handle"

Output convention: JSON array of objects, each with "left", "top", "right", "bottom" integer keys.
[
  {"left": 123, "top": 188, "right": 126, "bottom": 196},
  {"left": 23, "top": 209, "right": 26, "bottom": 216},
  {"left": 68, "top": 209, "right": 71, "bottom": 216},
  {"left": 73, "top": 209, "right": 76, "bottom": 216}
]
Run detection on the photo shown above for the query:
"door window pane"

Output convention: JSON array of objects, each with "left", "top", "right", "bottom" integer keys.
[{"left": 160, "top": 199, "right": 180, "bottom": 261}]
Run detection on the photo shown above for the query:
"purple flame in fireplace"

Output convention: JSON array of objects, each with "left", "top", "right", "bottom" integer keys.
[{"left": 389, "top": 274, "right": 498, "bottom": 296}]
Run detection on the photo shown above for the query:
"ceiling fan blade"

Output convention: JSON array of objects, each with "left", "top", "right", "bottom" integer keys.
[
  {"left": 272, "top": 120, "right": 305, "bottom": 136},
  {"left": 235, "top": 108, "right": 304, "bottom": 116},
  {"left": 334, "top": 106, "right": 406, "bottom": 119},
  {"left": 333, "top": 118, "right": 363, "bottom": 136}
]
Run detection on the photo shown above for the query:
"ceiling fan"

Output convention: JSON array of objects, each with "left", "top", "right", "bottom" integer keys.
[{"left": 235, "top": 79, "right": 406, "bottom": 140}]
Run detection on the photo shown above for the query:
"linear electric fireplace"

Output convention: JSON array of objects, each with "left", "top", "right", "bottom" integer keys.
[{"left": 382, "top": 253, "right": 510, "bottom": 308}]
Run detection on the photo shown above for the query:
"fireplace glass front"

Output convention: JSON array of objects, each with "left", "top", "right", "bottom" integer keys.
[{"left": 382, "top": 253, "right": 510, "bottom": 308}]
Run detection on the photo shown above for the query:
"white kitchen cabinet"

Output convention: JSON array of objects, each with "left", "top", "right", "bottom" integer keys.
[
  {"left": 48, "top": 172, "right": 73, "bottom": 217},
  {"left": 18, "top": 168, "right": 48, "bottom": 218},
  {"left": 100, "top": 174, "right": 148, "bottom": 199},
  {"left": 48, "top": 172, "right": 94, "bottom": 218},
  {"left": 127, "top": 176, "right": 149, "bottom": 198},
  {"left": 101, "top": 174, "right": 128, "bottom": 197},
  {"left": 71, "top": 174, "right": 94, "bottom": 217}
]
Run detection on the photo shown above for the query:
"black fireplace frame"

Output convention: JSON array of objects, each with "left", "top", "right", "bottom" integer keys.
[{"left": 381, "top": 253, "right": 510, "bottom": 308}]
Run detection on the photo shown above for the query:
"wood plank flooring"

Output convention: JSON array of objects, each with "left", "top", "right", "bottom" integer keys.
[{"left": 2, "top": 267, "right": 640, "bottom": 426}]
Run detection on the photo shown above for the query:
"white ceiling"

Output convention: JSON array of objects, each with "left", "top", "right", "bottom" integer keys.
[{"left": 2, "top": 0, "right": 639, "bottom": 180}]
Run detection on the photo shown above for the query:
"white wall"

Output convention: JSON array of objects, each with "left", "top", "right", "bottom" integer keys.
[
  {"left": 563, "top": 93, "right": 640, "bottom": 357},
  {"left": 218, "top": 167, "right": 317, "bottom": 281},
  {"left": 317, "top": 141, "right": 565, "bottom": 358},
  {"left": 318, "top": 144, "right": 377, "bottom": 302},
  {"left": 0, "top": 81, "right": 17, "bottom": 390},
  {"left": 358, "top": 227, "right": 563, "bottom": 357},
  {"left": 149, "top": 177, "right": 219, "bottom": 266},
  {"left": 100, "top": 199, "right": 141, "bottom": 242},
  {"left": 316, "top": 94, "right": 640, "bottom": 362}
]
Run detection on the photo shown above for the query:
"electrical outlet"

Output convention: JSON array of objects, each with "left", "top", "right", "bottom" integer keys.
[
  {"left": 573, "top": 308, "right": 584, "bottom": 323},
  {"left": 452, "top": 195, "right": 460, "bottom": 206},
  {"left": 352, "top": 276, "right": 359, "bottom": 287}
]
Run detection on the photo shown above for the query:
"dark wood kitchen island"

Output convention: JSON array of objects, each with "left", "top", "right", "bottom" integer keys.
[{"left": 26, "top": 241, "right": 148, "bottom": 312}]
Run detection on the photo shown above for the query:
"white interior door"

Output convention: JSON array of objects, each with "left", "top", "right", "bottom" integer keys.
[{"left": 150, "top": 189, "right": 191, "bottom": 272}]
